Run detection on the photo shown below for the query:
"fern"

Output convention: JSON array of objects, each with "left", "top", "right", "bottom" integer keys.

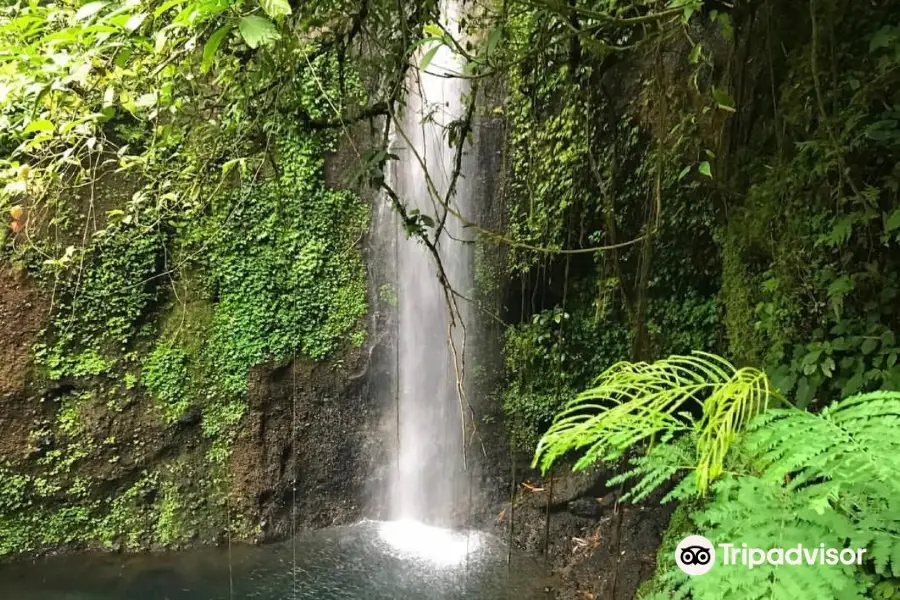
[
  {"left": 533, "top": 352, "right": 769, "bottom": 492},
  {"left": 643, "top": 391, "right": 900, "bottom": 600},
  {"left": 608, "top": 434, "right": 698, "bottom": 503},
  {"left": 536, "top": 354, "right": 900, "bottom": 600}
]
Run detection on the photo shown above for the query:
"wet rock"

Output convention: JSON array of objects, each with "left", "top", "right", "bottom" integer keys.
[
  {"left": 549, "top": 468, "right": 607, "bottom": 506},
  {"left": 177, "top": 407, "right": 201, "bottom": 428},
  {"left": 567, "top": 490, "right": 620, "bottom": 518},
  {"left": 568, "top": 497, "right": 603, "bottom": 518}
]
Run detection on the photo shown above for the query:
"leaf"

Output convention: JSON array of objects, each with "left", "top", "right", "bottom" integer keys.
[
  {"left": 870, "top": 26, "right": 895, "bottom": 52},
  {"left": 202, "top": 24, "right": 232, "bottom": 73},
  {"left": 712, "top": 86, "right": 736, "bottom": 112},
  {"left": 678, "top": 165, "right": 691, "bottom": 180},
  {"left": 689, "top": 43, "right": 702, "bottom": 64},
  {"left": 154, "top": 0, "right": 185, "bottom": 17},
  {"left": 75, "top": 1, "right": 108, "bottom": 21},
  {"left": 125, "top": 12, "right": 146, "bottom": 31},
  {"left": 886, "top": 209, "right": 900, "bottom": 232},
  {"left": 260, "top": 0, "right": 292, "bottom": 18},
  {"left": 422, "top": 23, "right": 443, "bottom": 37},
  {"left": 821, "top": 357, "right": 836, "bottom": 378},
  {"left": 135, "top": 92, "right": 158, "bottom": 108},
  {"left": 795, "top": 376, "right": 815, "bottom": 409},
  {"left": 239, "top": 15, "right": 280, "bottom": 49},
  {"left": 698, "top": 161, "right": 712, "bottom": 178},
  {"left": 716, "top": 13, "right": 733, "bottom": 41},
  {"left": 485, "top": 26, "right": 502, "bottom": 56},
  {"left": 154, "top": 30, "right": 167, "bottom": 53},
  {"left": 23, "top": 119, "right": 54, "bottom": 134},
  {"left": 221, "top": 157, "right": 245, "bottom": 177},
  {"left": 862, "top": 338, "right": 879, "bottom": 355},
  {"left": 419, "top": 45, "right": 440, "bottom": 72}
]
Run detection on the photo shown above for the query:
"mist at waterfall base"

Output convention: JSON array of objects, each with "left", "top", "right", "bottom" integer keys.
[{"left": 0, "top": 521, "right": 549, "bottom": 599}]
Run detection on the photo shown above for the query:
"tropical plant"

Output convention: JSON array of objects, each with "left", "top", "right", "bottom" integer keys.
[
  {"left": 535, "top": 352, "right": 900, "bottom": 599},
  {"left": 636, "top": 390, "right": 900, "bottom": 599},
  {"left": 532, "top": 352, "right": 771, "bottom": 492}
]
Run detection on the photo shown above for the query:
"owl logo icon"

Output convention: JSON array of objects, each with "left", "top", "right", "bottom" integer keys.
[{"left": 675, "top": 535, "right": 715, "bottom": 575}]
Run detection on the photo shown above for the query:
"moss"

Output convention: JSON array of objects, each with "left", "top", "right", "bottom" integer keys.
[{"left": 0, "top": 129, "right": 368, "bottom": 558}]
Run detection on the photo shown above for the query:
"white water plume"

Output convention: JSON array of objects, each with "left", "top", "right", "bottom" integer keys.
[{"left": 386, "top": 0, "right": 475, "bottom": 525}]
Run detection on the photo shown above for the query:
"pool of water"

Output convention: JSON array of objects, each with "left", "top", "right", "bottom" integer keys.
[{"left": 0, "top": 520, "right": 549, "bottom": 599}]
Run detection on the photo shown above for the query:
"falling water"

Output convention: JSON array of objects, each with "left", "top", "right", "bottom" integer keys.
[{"left": 387, "top": 1, "right": 475, "bottom": 524}]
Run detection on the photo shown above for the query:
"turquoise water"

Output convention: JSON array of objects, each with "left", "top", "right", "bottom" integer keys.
[{"left": 0, "top": 521, "right": 548, "bottom": 599}]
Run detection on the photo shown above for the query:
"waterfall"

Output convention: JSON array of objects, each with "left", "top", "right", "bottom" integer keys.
[{"left": 386, "top": 1, "right": 475, "bottom": 525}]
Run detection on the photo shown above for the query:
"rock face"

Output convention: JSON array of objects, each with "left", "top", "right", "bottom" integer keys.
[
  {"left": 488, "top": 466, "right": 674, "bottom": 600},
  {"left": 0, "top": 265, "right": 51, "bottom": 464},
  {"left": 230, "top": 351, "right": 391, "bottom": 541}
]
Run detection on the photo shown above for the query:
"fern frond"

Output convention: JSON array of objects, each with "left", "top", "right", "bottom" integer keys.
[
  {"left": 533, "top": 352, "right": 770, "bottom": 493},
  {"left": 743, "top": 391, "right": 900, "bottom": 577},
  {"left": 689, "top": 474, "right": 869, "bottom": 600},
  {"left": 672, "top": 391, "right": 900, "bottom": 600},
  {"left": 608, "top": 435, "right": 697, "bottom": 503}
]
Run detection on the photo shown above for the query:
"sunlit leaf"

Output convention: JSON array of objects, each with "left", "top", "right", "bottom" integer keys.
[
  {"left": 698, "top": 161, "right": 712, "bottom": 178},
  {"left": 239, "top": 15, "right": 280, "bottom": 49},
  {"left": 154, "top": 0, "right": 185, "bottom": 17},
  {"left": 125, "top": 12, "right": 146, "bottom": 31},
  {"left": 154, "top": 30, "right": 167, "bottom": 53},
  {"left": 260, "top": 0, "right": 292, "bottom": 18},
  {"left": 135, "top": 92, "right": 157, "bottom": 108},
  {"left": 23, "top": 119, "right": 54, "bottom": 134},
  {"left": 75, "top": 1, "right": 109, "bottom": 21},
  {"left": 423, "top": 23, "right": 443, "bottom": 37}
]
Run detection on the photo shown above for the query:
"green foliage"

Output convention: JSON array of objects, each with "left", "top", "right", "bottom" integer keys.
[
  {"left": 0, "top": 0, "right": 372, "bottom": 556},
  {"left": 502, "top": 305, "right": 631, "bottom": 452},
  {"left": 501, "top": 0, "right": 900, "bottom": 464},
  {"left": 200, "top": 134, "right": 368, "bottom": 389},
  {"left": 142, "top": 341, "right": 190, "bottom": 423},
  {"left": 33, "top": 223, "right": 165, "bottom": 379},
  {"left": 534, "top": 353, "right": 769, "bottom": 492},
  {"left": 499, "top": 5, "right": 722, "bottom": 455},
  {"left": 628, "top": 391, "right": 900, "bottom": 600},
  {"left": 173, "top": 133, "right": 368, "bottom": 440},
  {"left": 718, "top": 3, "right": 900, "bottom": 409}
]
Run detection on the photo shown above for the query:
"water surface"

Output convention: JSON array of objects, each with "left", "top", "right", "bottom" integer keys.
[{"left": 0, "top": 521, "right": 548, "bottom": 600}]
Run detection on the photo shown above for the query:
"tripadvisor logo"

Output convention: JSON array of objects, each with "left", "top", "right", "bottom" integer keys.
[
  {"left": 676, "top": 535, "right": 716, "bottom": 576},
  {"left": 675, "top": 535, "right": 869, "bottom": 576}
]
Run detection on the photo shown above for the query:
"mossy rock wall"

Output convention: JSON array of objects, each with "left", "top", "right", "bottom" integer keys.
[{"left": 0, "top": 129, "right": 381, "bottom": 558}]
